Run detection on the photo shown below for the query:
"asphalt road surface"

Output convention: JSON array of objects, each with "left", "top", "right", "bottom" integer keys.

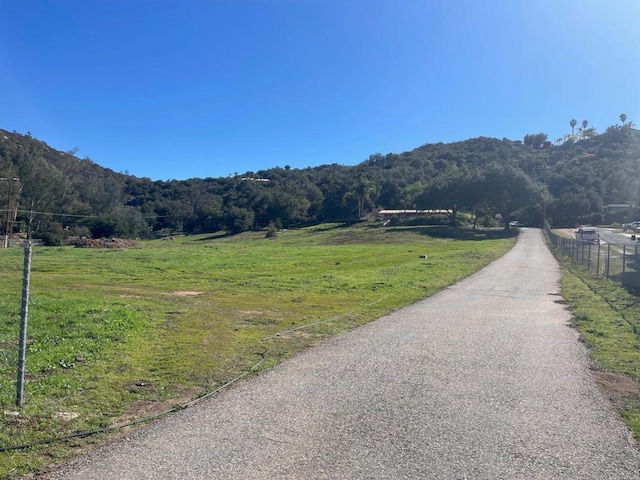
[
  {"left": 596, "top": 226, "right": 640, "bottom": 246},
  {"left": 46, "top": 228, "right": 640, "bottom": 479}
]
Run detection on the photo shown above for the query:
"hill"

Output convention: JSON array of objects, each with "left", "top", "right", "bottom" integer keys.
[{"left": 1, "top": 126, "right": 639, "bottom": 243}]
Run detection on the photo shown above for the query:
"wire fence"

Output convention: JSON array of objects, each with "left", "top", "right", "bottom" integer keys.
[
  {"left": 546, "top": 225, "right": 640, "bottom": 291},
  {"left": 0, "top": 245, "right": 25, "bottom": 411}
]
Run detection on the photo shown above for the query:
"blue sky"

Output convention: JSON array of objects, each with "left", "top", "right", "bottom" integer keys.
[{"left": 1, "top": 1, "right": 639, "bottom": 181}]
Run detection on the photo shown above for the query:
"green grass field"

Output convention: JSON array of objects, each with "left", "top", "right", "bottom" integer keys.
[{"left": 0, "top": 224, "right": 515, "bottom": 478}]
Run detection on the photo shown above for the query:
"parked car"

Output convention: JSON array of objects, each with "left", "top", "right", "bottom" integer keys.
[
  {"left": 622, "top": 221, "right": 640, "bottom": 231},
  {"left": 508, "top": 221, "right": 520, "bottom": 228},
  {"left": 575, "top": 227, "right": 599, "bottom": 244}
]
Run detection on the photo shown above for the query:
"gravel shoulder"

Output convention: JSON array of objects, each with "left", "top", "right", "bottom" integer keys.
[{"left": 43, "top": 228, "right": 640, "bottom": 479}]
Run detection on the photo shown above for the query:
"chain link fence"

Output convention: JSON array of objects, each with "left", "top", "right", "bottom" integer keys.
[{"left": 546, "top": 225, "right": 640, "bottom": 291}]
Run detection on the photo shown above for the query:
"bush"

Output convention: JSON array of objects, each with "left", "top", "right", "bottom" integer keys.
[
  {"left": 36, "top": 222, "right": 69, "bottom": 246},
  {"left": 482, "top": 216, "right": 498, "bottom": 227},
  {"left": 591, "top": 213, "right": 603, "bottom": 225},
  {"left": 223, "top": 207, "right": 255, "bottom": 234},
  {"left": 265, "top": 222, "right": 279, "bottom": 238}
]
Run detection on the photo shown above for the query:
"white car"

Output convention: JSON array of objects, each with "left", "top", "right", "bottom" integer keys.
[
  {"left": 623, "top": 221, "right": 640, "bottom": 231},
  {"left": 575, "top": 227, "right": 599, "bottom": 244}
]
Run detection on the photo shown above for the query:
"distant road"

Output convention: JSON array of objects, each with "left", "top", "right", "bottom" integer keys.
[
  {"left": 596, "top": 226, "right": 640, "bottom": 246},
  {"left": 45, "top": 228, "right": 640, "bottom": 479}
]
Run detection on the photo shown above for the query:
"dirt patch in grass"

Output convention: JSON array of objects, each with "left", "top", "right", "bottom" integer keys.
[
  {"left": 236, "top": 310, "right": 263, "bottom": 316},
  {"left": 170, "top": 291, "right": 205, "bottom": 296},
  {"left": 593, "top": 369, "right": 640, "bottom": 404},
  {"left": 116, "top": 385, "right": 206, "bottom": 425},
  {"left": 556, "top": 228, "right": 577, "bottom": 238},
  {"left": 74, "top": 238, "right": 139, "bottom": 248}
]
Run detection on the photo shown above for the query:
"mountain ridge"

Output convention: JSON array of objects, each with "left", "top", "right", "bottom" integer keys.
[{"left": 1, "top": 126, "right": 639, "bottom": 243}]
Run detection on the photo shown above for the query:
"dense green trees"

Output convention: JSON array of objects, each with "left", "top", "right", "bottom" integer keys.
[
  {"left": 415, "top": 168, "right": 474, "bottom": 225},
  {"left": 1, "top": 124, "right": 639, "bottom": 241},
  {"left": 481, "top": 163, "right": 545, "bottom": 227},
  {"left": 523, "top": 133, "right": 549, "bottom": 149}
]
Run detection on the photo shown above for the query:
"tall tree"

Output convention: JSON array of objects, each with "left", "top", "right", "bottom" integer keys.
[
  {"left": 570, "top": 119, "right": 577, "bottom": 136},
  {"left": 400, "top": 182, "right": 424, "bottom": 210},
  {"left": 547, "top": 190, "right": 596, "bottom": 226},
  {"left": 343, "top": 177, "right": 378, "bottom": 219},
  {"left": 414, "top": 168, "right": 479, "bottom": 226},
  {"left": 481, "top": 163, "right": 543, "bottom": 229},
  {"left": 620, "top": 113, "right": 627, "bottom": 126}
]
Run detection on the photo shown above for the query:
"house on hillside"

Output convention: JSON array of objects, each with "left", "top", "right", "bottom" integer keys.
[{"left": 604, "top": 203, "right": 633, "bottom": 214}]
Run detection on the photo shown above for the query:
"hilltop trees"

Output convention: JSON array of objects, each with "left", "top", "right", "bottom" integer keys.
[
  {"left": 582, "top": 126, "right": 597, "bottom": 139},
  {"left": 618, "top": 113, "right": 635, "bottom": 129},
  {"left": 1, "top": 124, "right": 639, "bottom": 238},
  {"left": 523, "top": 133, "right": 549, "bottom": 149},
  {"left": 562, "top": 119, "right": 599, "bottom": 143},
  {"left": 580, "top": 120, "right": 588, "bottom": 139}
]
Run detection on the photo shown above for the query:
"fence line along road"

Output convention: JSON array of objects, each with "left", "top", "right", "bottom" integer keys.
[
  {"left": 46, "top": 228, "right": 640, "bottom": 480},
  {"left": 546, "top": 225, "right": 640, "bottom": 291}
]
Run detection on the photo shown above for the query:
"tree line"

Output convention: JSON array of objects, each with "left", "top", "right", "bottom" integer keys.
[{"left": 0, "top": 120, "right": 639, "bottom": 244}]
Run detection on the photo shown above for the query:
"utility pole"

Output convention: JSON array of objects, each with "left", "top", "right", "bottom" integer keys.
[{"left": 1, "top": 177, "right": 20, "bottom": 248}]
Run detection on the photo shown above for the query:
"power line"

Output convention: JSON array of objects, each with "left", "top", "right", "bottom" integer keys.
[{"left": 0, "top": 209, "right": 175, "bottom": 220}]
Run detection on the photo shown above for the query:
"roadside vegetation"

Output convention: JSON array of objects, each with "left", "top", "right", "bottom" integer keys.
[
  {"left": 0, "top": 224, "right": 515, "bottom": 478},
  {"left": 548, "top": 236, "right": 640, "bottom": 439}
]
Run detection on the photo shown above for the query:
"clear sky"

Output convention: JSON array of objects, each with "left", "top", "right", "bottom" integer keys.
[{"left": 1, "top": 0, "right": 639, "bottom": 181}]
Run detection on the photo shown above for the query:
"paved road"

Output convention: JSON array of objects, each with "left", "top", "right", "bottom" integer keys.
[
  {"left": 46, "top": 228, "right": 640, "bottom": 479},
  {"left": 596, "top": 226, "right": 640, "bottom": 246}
]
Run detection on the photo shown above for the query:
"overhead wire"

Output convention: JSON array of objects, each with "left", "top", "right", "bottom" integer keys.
[{"left": 0, "top": 209, "right": 174, "bottom": 219}]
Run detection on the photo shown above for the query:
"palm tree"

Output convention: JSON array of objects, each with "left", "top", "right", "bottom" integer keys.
[
  {"left": 581, "top": 120, "right": 588, "bottom": 139},
  {"left": 620, "top": 113, "right": 627, "bottom": 126},
  {"left": 400, "top": 182, "right": 423, "bottom": 210},
  {"left": 344, "top": 177, "right": 377, "bottom": 219},
  {"left": 570, "top": 119, "right": 577, "bottom": 136}
]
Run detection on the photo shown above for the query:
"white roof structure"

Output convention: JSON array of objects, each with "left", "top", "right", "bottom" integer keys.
[{"left": 378, "top": 209, "right": 449, "bottom": 215}]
